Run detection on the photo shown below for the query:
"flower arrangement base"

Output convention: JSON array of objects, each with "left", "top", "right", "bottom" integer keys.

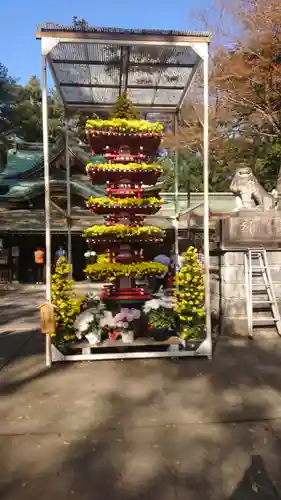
[
  {"left": 87, "top": 133, "right": 161, "bottom": 155},
  {"left": 179, "top": 324, "right": 207, "bottom": 351},
  {"left": 121, "top": 331, "right": 134, "bottom": 343},
  {"left": 88, "top": 170, "right": 161, "bottom": 185},
  {"left": 89, "top": 204, "right": 161, "bottom": 216},
  {"left": 101, "top": 286, "right": 151, "bottom": 303},
  {"left": 148, "top": 328, "right": 175, "bottom": 342}
]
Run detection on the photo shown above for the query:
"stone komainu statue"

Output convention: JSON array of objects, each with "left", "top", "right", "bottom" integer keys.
[{"left": 230, "top": 167, "right": 279, "bottom": 211}]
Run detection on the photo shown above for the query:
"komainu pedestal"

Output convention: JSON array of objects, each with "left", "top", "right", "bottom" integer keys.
[
  {"left": 218, "top": 211, "right": 281, "bottom": 250},
  {"left": 211, "top": 211, "right": 281, "bottom": 335}
]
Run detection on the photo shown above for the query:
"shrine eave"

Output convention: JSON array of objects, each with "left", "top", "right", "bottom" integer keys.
[{"left": 36, "top": 24, "right": 211, "bottom": 113}]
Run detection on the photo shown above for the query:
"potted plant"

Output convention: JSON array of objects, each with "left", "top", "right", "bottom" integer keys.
[
  {"left": 74, "top": 295, "right": 107, "bottom": 345},
  {"left": 173, "top": 247, "right": 205, "bottom": 344},
  {"left": 144, "top": 295, "right": 176, "bottom": 341},
  {"left": 51, "top": 257, "right": 85, "bottom": 349},
  {"left": 113, "top": 307, "right": 141, "bottom": 343}
]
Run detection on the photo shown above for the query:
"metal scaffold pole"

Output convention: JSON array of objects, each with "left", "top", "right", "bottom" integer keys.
[
  {"left": 203, "top": 43, "right": 212, "bottom": 358},
  {"left": 41, "top": 53, "right": 52, "bottom": 367},
  {"left": 65, "top": 117, "right": 72, "bottom": 275},
  {"left": 173, "top": 113, "right": 179, "bottom": 270}
]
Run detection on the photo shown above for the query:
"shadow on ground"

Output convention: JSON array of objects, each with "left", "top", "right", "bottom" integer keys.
[
  {"left": 0, "top": 287, "right": 42, "bottom": 328},
  {"left": 1, "top": 325, "right": 281, "bottom": 499}
]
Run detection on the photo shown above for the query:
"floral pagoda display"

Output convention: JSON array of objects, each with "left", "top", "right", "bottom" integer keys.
[
  {"left": 48, "top": 96, "right": 207, "bottom": 358},
  {"left": 84, "top": 94, "right": 167, "bottom": 316}
]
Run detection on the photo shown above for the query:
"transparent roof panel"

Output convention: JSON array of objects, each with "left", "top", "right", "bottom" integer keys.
[
  {"left": 51, "top": 42, "right": 120, "bottom": 63},
  {"left": 37, "top": 24, "right": 210, "bottom": 111},
  {"left": 54, "top": 63, "right": 120, "bottom": 85}
]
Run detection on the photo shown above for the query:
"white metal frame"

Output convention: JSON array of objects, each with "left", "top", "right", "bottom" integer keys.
[{"left": 39, "top": 29, "right": 211, "bottom": 365}]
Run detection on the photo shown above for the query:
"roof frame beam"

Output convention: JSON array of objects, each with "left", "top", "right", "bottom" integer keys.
[
  {"left": 121, "top": 46, "right": 130, "bottom": 93},
  {"left": 64, "top": 102, "right": 178, "bottom": 113},
  {"left": 176, "top": 55, "right": 201, "bottom": 112},
  {"left": 118, "top": 46, "right": 124, "bottom": 96},
  {"left": 60, "top": 82, "right": 185, "bottom": 91},
  {"left": 52, "top": 59, "right": 195, "bottom": 69},
  {"left": 37, "top": 29, "right": 211, "bottom": 44}
]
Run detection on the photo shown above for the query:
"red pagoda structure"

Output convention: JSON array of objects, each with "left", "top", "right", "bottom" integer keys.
[{"left": 84, "top": 94, "right": 167, "bottom": 306}]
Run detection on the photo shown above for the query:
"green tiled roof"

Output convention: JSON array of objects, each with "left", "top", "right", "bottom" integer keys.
[
  {"left": 0, "top": 133, "right": 92, "bottom": 180},
  {"left": 3, "top": 149, "right": 44, "bottom": 178},
  {"left": 0, "top": 179, "right": 104, "bottom": 201}
]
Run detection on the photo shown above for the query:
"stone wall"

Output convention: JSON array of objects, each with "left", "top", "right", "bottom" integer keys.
[{"left": 210, "top": 249, "right": 281, "bottom": 336}]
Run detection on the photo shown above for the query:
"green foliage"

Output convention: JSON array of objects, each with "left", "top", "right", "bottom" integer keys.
[
  {"left": 254, "top": 139, "right": 281, "bottom": 192},
  {"left": 180, "top": 325, "right": 203, "bottom": 340},
  {"left": 110, "top": 92, "right": 139, "bottom": 120},
  {"left": 161, "top": 152, "right": 204, "bottom": 192},
  {"left": 148, "top": 307, "right": 176, "bottom": 330},
  {"left": 72, "top": 16, "right": 89, "bottom": 29},
  {"left": 161, "top": 150, "right": 234, "bottom": 193},
  {"left": 12, "top": 77, "right": 63, "bottom": 143},
  {"left": 51, "top": 257, "right": 85, "bottom": 342},
  {"left": 0, "top": 62, "right": 16, "bottom": 146},
  {"left": 173, "top": 247, "right": 205, "bottom": 330}
]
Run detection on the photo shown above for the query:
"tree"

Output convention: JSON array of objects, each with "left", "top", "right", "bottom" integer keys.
[
  {"left": 0, "top": 62, "right": 16, "bottom": 144},
  {"left": 48, "top": 88, "right": 64, "bottom": 141},
  {"left": 12, "top": 76, "right": 42, "bottom": 142},
  {"left": 194, "top": 0, "right": 281, "bottom": 189},
  {"left": 72, "top": 16, "right": 89, "bottom": 30},
  {"left": 161, "top": 152, "right": 203, "bottom": 192},
  {"left": 12, "top": 76, "right": 63, "bottom": 143},
  {"left": 163, "top": 0, "right": 281, "bottom": 192},
  {"left": 110, "top": 93, "right": 139, "bottom": 120},
  {"left": 161, "top": 149, "right": 232, "bottom": 193}
]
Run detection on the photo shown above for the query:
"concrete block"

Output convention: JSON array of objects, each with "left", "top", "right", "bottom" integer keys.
[
  {"left": 222, "top": 252, "right": 244, "bottom": 266},
  {"left": 221, "top": 265, "right": 245, "bottom": 283},
  {"left": 221, "top": 298, "right": 247, "bottom": 317},
  {"left": 220, "top": 282, "right": 246, "bottom": 299}
]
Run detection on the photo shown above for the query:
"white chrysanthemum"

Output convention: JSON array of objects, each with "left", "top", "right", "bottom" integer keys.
[
  {"left": 85, "top": 332, "right": 100, "bottom": 345},
  {"left": 100, "top": 310, "right": 115, "bottom": 328},
  {"left": 74, "top": 309, "right": 96, "bottom": 338}
]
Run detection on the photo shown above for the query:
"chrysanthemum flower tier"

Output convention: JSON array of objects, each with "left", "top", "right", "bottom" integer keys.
[
  {"left": 87, "top": 196, "right": 163, "bottom": 215},
  {"left": 84, "top": 224, "right": 164, "bottom": 245},
  {"left": 85, "top": 118, "right": 164, "bottom": 156},
  {"left": 85, "top": 261, "right": 167, "bottom": 303},
  {"left": 86, "top": 163, "right": 163, "bottom": 185}
]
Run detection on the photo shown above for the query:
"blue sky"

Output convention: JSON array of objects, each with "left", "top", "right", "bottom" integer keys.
[{"left": 0, "top": 0, "right": 211, "bottom": 85}]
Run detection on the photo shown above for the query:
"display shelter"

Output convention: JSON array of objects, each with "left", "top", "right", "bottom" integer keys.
[{"left": 36, "top": 24, "right": 211, "bottom": 365}]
